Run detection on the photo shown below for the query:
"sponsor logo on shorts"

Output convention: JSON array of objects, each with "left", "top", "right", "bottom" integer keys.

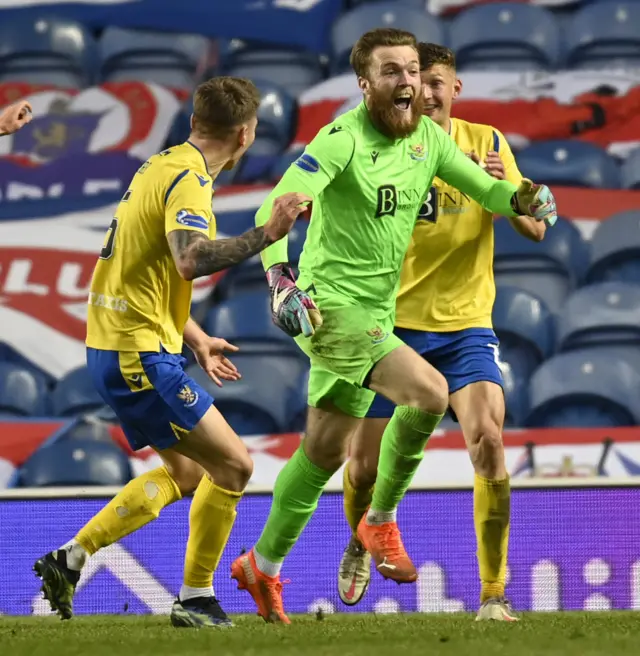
[
  {"left": 129, "top": 374, "right": 143, "bottom": 389},
  {"left": 294, "top": 152, "right": 320, "bottom": 174},
  {"left": 177, "top": 384, "right": 199, "bottom": 408},
  {"left": 366, "top": 326, "right": 389, "bottom": 345},
  {"left": 409, "top": 143, "right": 426, "bottom": 161}
]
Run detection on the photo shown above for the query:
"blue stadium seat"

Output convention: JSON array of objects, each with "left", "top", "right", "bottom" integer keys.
[
  {"left": 556, "top": 282, "right": 640, "bottom": 352},
  {"left": 270, "top": 148, "right": 305, "bottom": 182},
  {"left": 18, "top": 438, "right": 132, "bottom": 487},
  {"left": 0, "top": 16, "right": 97, "bottom": 88},
  {"left": 51, "top": 367, "right": 104, "bottom": 417},
  {"left": 503, "top": 376, "right": 528, "bottom": 428},
  {"left": 587, "top": 210, "right": 640, "bottom": 284},
  {"left": 492, "top": 286, "right": 555, "bottom": 383},
  {"left": 0, "top": 362, "right": 48, "bottom": 416},
  {"left": 187, "top": 355, "right": 308, "bottom": 435},
  {"left": 526, "top": 351, "right": 640, "bottom": 427},
  {"left": 516, "top": 141, "right": 621, "bottom": 189},
  {"left": 565, "top": 1, "right": 640, "bottom": 69},
  {"left": 493, "top": 217, "right": 590, "bottom": 314},
  {"left": 621, "top": 147, "right": 640, "bottom": 190},
  {"left": 215, "top": 210, "right": 258, "bottom": 237},
  {"left": 100, "top": 27, "right": 208, "bottom": 89},
  {"left": 221, "top": 41, "right": 324, "bottom": 97},
  {"left": 450, "top": 2, "right": 560, "bottom": 71},
  {"left": 204, "top": 291, "right": 302, "bottom": 358},
  {"left": 234, "top": 153, "right": 279, "bottom": 184},
  {"left": 331, "top": 4, "right": 444, "bottom": 74}
]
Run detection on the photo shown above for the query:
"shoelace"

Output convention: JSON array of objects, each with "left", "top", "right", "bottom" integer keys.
[
  {"left": 376, "top": 524, "right": 405, "bottom": 560},
  {"left": 265, "top": 577, "right": 290, "bottom": 615}
]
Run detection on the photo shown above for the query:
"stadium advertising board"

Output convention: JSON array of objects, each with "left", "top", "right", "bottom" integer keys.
[{"left": 1, "top": 486, "right": 639, "bottom": 616}]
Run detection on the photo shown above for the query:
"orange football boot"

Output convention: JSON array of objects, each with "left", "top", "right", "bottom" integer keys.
[{"left": 231, "top": 549, "right": 290, "bottom": 624}]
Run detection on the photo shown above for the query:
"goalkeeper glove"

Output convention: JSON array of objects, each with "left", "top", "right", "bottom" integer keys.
[
  {"left": 511, "top": 179, "right": 558, "bottom": 227},
  {"left": 266, "top": 263, "right": 323, "bottom": 338}
]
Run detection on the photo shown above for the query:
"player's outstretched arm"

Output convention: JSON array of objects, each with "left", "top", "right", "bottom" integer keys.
[{"left": 168, "top": 192, "right": 310, "bottom": 280}]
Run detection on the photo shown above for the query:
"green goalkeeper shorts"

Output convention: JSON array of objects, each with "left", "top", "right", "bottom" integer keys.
[{"left": 294, "top": 296, "right": 404, "bottom": 418}]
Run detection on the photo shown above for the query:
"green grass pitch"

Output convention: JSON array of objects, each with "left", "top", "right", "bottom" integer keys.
[{"left": 1, "top": 612, "right": 639, "bottom": 656}]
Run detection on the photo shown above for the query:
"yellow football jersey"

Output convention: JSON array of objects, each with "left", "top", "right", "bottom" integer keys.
[
  {"left": 86, "top": 141, "right": 216, "bottom": 353},
  {"left": 395, "top": 118, "right": 522, "bottom": 332}
]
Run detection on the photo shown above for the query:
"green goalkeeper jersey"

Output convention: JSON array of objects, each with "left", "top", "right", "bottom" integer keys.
[{"left": 256, "top": 102, "right": 518, "bottom": 314}]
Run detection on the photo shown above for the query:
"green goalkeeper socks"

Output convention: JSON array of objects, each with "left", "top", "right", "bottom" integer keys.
[
  {"left": 255, "top": 446, "right": 333, "bottom": 565},
  {"left": 371, "top": 405, "right": 444, "bottom": 513}
]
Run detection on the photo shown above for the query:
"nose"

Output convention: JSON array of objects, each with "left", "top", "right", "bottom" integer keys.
[
  {"left": 422, "top": 84, "right": 432, "bottom": 103},
  {"left": 399, "top": 69, "right": 413, "bottom": 86}
]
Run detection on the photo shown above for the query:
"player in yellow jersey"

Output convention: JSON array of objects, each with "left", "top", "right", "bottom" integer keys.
[
  {"left": 337, "top": 43, "right": 550, "bottom": 621},
  {"left": 33, "top": 77, "right": 309, "bottom": 628}
]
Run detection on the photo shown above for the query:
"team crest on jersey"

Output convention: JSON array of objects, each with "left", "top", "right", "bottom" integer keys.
[
  {"left": 409, "top": 143, "right": 427, "bottom": 161},
  {"left": 177, "top": 384, "right": 199, "bottom": 408},
  {"left": 366, "top": 326, "right": 389, "bottom": 345}
]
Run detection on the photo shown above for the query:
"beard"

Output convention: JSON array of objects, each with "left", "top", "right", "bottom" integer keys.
[{"left": 367, "top": 85, "right": 425, "bottom": 139}]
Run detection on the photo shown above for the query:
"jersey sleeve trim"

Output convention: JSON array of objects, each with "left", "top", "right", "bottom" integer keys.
[{"left": 164, "top": 169, "right": 189, "bottom": 205}]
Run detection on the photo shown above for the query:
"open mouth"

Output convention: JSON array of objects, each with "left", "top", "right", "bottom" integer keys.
[{"left": 393, "top": 95, "right": 411, "bottom": 111}]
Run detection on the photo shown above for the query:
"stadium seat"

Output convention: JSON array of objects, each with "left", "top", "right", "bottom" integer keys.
[
  {"left": 331, "top": 4, "right": 444, "bottom": 74},
  {"left": 100, "top": 27, "right": 208, "bottom": 90},
  {"left": 492, "top": 217, "right": 590, "bottom": 314},
  {"left": 565, "top": 1, "right": 640, "bottom": 69},
  {"left": 0, "top": 362, "right": 48, "bottom": 416},
  {"left": 204, "top": 290, "right": 302, "bottom": 358},
  {"left": 215, "top": 210, "right": 258, "bottom": 237},
  {"left": 587, "top": 210, "right": 640, "bottom": 284},
  {"left": 556, "top": 282, "right": 640, "bottom": 353},
  {"left": 492, "top": 286, "right": 555, "bottom": 383},
  {"left": 503, "top": 377, "right": 528, "bottom": 428},
  {"left": 526, "top": 351, "right": 640, "bottom": 428},
  {"left": 516, "top": 141, "right": 621, "bottom": 189},
  {"left": 17, "top": 438, "right": 132, "bottom": 487},
  {"left": 220, "top": 40, "right": 324, "bottom": 97},
  {"left": 450, "top": 2, "right": 560, "bottom": 71},
  {"left": 621, "top": 147, "right": 640, "bottom": 189},
  {"left": 187, "top": 355, "right": 308, "bottom": 435},
  {"left": 270, "top": 148, "right": 305, "bottom": 181},
  {"left": 51, "top": 367, "right": 104, "bottom": 417},
  {"left": 0, "top": 16, "right": 98, "bottom": 88}
]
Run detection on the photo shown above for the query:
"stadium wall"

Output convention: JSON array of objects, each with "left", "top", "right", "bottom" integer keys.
[{"left": 2, "top": 481, "right": 640, "bottom": 616}]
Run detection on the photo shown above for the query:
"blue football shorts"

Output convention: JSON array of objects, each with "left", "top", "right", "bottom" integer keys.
[
  {"left": 86, "top": 348, "right": 213, "bottom": 451},
  {"left": 366, "top": 327, "right": 504, "bottom": 419}
]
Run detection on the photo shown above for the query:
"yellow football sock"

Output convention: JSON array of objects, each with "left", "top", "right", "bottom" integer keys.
[
  {"left": 343, "top": 462, "right": 374, "bottom": 535},
  {"left": 183, "top": 475, "right": 242, "bottom": 588},
  {"left": 76, "top": 467, "right": 182, "bottom": 555},
  {"left": 474, "top": 474, "right": 511, "bottom": 603}
]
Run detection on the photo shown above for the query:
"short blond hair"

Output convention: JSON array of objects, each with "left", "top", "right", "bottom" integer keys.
[
  {"left": 192, "top": 76, "right": 261, "bottom": 140},
  {"left": 350, "top": 28, "right": 417, "bottom": 78}
]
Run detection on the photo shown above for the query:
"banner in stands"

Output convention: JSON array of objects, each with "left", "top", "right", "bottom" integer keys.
[
  {"left": 0, "top": 82, "right": 180, "bottom": 163},
  {"left": 2, "top": 486, "right": 640, "bottom": 615},
  {"left": 0, "top": 0, "right": 341, "bottom": 53},
  {"left": 1, "top": 424, "right": 640, "bottom": 489},
  {"left": 294, "top": 70, "right": 640, "bottom": 158},
  {"left": 0, "top": 211, "right": 218, "bottom": 379},
  {"left": 427, "top": 0, "right": 584, "bottom": 14}
]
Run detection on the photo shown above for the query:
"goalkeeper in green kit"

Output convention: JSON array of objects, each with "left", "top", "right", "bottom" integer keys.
[{"left": 231, "top": 28, "right": 557, "bottom": 624}]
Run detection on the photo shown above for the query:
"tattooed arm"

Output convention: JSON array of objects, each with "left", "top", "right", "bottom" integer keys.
[
  {"left": 167, "top": 228, "right": 273, "bottom": 281},
  {"left": 167, "top": 191, "right": 312, "bottom": 281}
]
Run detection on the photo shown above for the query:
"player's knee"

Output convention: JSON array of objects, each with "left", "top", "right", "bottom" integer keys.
[
  {"left": 227, "top": 452, "right": 254, "bottom": 489},
  {"left": 406, "top": 369, "right": 449, "bottom": 415},
  {"left": 305, "top": 436, "right": 348, "bottom": 473},
  {"left": 165, "top": 461, "right": 204, "bottom": 496},
  {"left": 468, "top": 420, "right": 505, "bottom": 478}
]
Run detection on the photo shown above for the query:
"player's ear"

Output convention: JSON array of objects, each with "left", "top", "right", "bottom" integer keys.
[
  {"left": 453, "top": 77, "right": 462, "bottom": 100},
  {"left": 237, "top": 123, "right": 248, "bottom": 148},
  {"left": 189, "top": 113, "right": 195, "bottom": 132},
  {"left": 357, "top": 76, "right": 369, "bottom": 94}
]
